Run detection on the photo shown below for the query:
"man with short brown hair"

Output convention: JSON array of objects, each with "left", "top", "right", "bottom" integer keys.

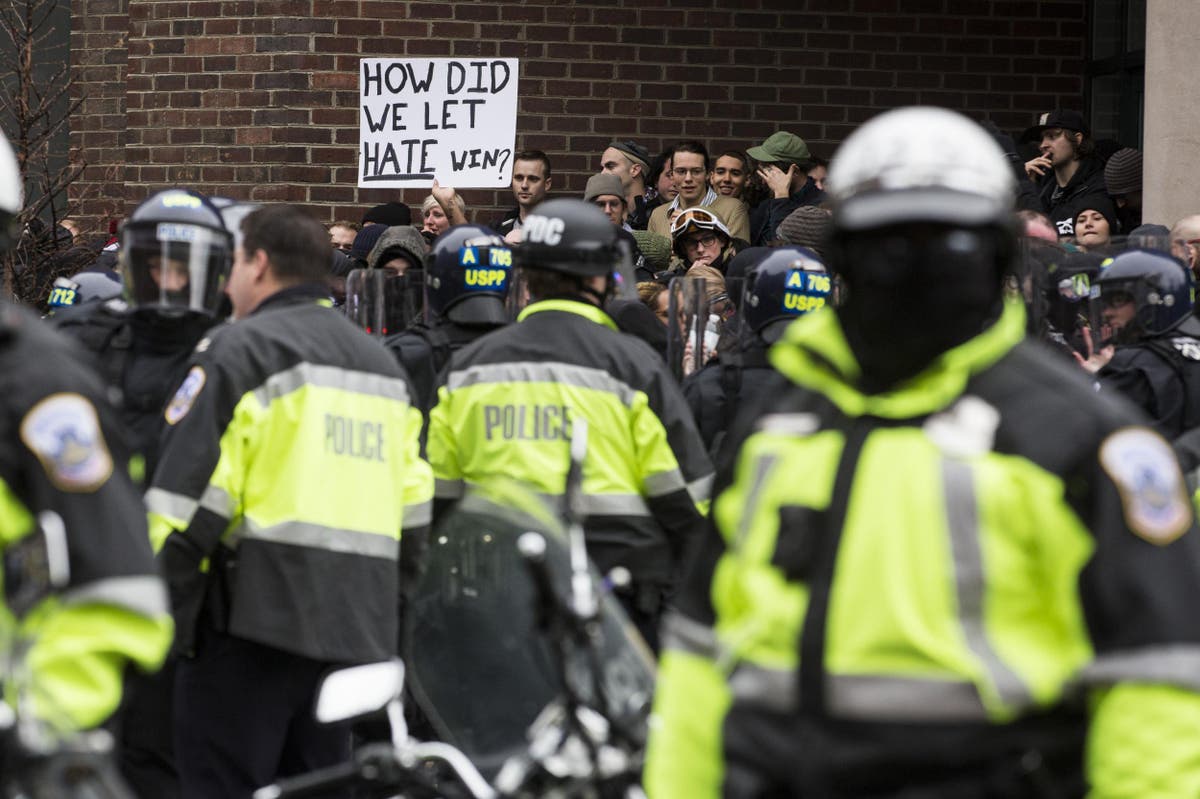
[
  {"left": 494, "top": 149, "right": 552, "bottom": 239},
  {"left": 647, "top": 141, "right": 749, "bottom": 242}
]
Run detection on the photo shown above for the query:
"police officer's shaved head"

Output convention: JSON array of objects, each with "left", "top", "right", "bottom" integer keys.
[{"left": 241, "top": 204, "right": 329, "bottom": 284}]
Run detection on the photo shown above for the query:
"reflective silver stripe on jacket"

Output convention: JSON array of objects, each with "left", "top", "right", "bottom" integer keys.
[
  {"left": 62, "top": 576, "right": 170, "bottom": 619},
  {"left": 434, "top": 478, "right": 464, "bottom": 499},
  {"left": 230, "top": 519, "right": 399, "bottom": 560},
  {"left": 200, "top": 484, "right": 235, "bottom": 519},
  {"left": 756, "top": 413, "right": 820, "bottom": 436},
  {"left": 942, "top": 457, "right": 1035, "bottom": 714},
  {"left": 445, "top": 361, "right": 638, "bottom": 407},
  {"left": 145, "top": 484, "right": 235, "bottom": 526},
  {"left": 144, "top": 487, "right": 197, "bottom": 525},
  {"left": 642, "top": 469, "right": 715, "bottom": 504},
  {"left": 1077, "top": 645, "right": 1200, "bottom": 692},
  {"left": 736, "top": 453, "right": 778, "bottom": 548},
  {"left": 252, "top": 362, "right": 411, "bottom": 408},
  {"left": 404, "top": 499, "right": 432, "bottom": 528},
  {"left": 540, "top": 491, "right": 651, "bottom": 517},
  {"left": 728, "top": 663, "right": 991, "bottom": 722},
  {"left": 661, "top": 610, "right": 721, "bottom": 659}
]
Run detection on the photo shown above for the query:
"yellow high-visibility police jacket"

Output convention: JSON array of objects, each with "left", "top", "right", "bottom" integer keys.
[
  {"left": 646, "top": 298, "right": 1200, "bottom": 798},
  {"left": 147, "top": 286, "right": 432, "bottom": 662},
  {"left": 0, "top": 304, "right": 171, "bottom": 730},
  {"left": 427, "top": 299, "right": 713, "bottom": 582}
]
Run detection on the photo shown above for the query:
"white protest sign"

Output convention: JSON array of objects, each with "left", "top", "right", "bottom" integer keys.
[{"left": 358, "top": 58, "right": 518, "bottom": 190}]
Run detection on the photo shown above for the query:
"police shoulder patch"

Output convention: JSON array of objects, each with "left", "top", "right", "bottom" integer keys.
[
  {"left": 19, "top": 393, "right": 113, "bottom": 492},
  {"left": 165, "top": 366, "right": 206, "bottom": 425},
  {"left": 1099, "top": 426, "right": 1192, "bottom": 545}
]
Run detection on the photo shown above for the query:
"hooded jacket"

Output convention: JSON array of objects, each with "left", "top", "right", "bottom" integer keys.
[
  {"left": 1034, "top": 156, "right": 1112, "bottom": 238},
  {"left": 367, "top": 225, "right": 427, "bottom": 273}
]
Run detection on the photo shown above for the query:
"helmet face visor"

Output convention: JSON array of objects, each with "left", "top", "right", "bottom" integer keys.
[{"left": 121, "top": 223, "right": 231, "bottom": 313}]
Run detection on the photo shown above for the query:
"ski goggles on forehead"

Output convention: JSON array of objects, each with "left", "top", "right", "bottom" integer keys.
[{"left": 670, "top": 207, "right": 729, "bottom": 238}]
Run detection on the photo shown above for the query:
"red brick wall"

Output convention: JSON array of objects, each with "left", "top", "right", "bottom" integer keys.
[{"left": 70, "top": 0, "right": 1087, "bottom": 233}]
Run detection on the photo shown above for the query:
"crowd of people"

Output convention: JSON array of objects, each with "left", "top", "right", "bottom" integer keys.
[{"left": 8, "top": 102, "right": 1200, "bottom": 799}]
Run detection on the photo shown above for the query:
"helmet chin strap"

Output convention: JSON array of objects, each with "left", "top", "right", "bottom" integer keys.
[{"left": 578, "top": 273, "right": 613, "bottom": 307}]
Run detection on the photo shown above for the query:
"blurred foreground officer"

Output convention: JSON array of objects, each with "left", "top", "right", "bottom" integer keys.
[
  {"left": 427, "top": 199, "right": 712, "bottom": 650},
  {"left": 0, "top": 133, "right": 172, "bottom": 730},
  {"left": 645, "top": 107, "right": 1200, "bottom": 798},
  {"left": 146, "top": 205, "right": 432, "bottom": 797},
  {"left": 53, "top": 188, "right": 234, "bottom": 797}
]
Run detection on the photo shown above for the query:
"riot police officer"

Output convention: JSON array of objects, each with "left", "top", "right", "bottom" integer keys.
[
  {"left": 147, "top": 204, "right": 432, "bottom": 797},
  {"left": 426, "top": 199, "right": 713, "bottom": 650},
  {"left": 681, "top": 246, "right": 831, "bottom": 456},
  {"left": 385, "top": 224, "right": 512, "bottom": 416},
  {"left": 646, "top": 107, "right": 1200, "bottom": 798},
  {"left": 1081, "top": 249, "right": 1200, "bottom": 438},
  {"left": 53, "top": 188, "right": 233, "bottom": 484},
  {"left": 0, "top": 133, "right": 171, "bottom": 744}
]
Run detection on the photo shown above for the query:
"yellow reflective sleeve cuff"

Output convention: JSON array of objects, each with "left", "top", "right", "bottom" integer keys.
[
  {"left": 427, "top": 387, "right": 462, "bottom": 485},
  {"left": 22, "top": 602, "right": 172, "bottom": 730},
  {"left": 644, "top": 649, "right": 730, "bottom": 799},
  {"left": 1087, "top": 683, "right": 1200, "bottom": 798},
  {"left": 400, "top": 406, "right": 434, "bottom": 524}
]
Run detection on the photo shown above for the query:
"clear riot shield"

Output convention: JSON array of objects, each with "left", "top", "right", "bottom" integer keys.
[
  {"left": 344, "top": 267, "right": 425, "bottom": 336},
  {"left": 665, "top": 275, "right": 720, "bottom": 381},
  {"left": 610, "top": 234, "right": 640, "bottom": 302},
  {"left": 401, "top": 483, "right": 656, "bottom": 780},
  {"left": 1020, "top": 238, "right": 1105, "bottom": 356}
]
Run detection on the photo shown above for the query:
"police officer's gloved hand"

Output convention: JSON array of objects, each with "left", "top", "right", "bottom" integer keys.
[{"left": 157, "top": 533, "right": 209, "bottom": 656}]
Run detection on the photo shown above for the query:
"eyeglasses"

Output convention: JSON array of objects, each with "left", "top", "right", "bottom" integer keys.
[
  {"left": 671, "top": 167, "right": 707, "bottom": 179},
  {"left": 682, "top": 233, "right": 719, "bottom": 250}
]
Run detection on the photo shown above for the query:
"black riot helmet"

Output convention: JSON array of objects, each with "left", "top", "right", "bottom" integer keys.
[
  {"left": 743, "top": 246, "right": 832, "bottom": 341},
  {"left": 120, "top": 188, "right": 232, "bottom": 315},
  {"left": 515, "top": 199, "right": 620, "bottom": 278},
  {"left": 1096, "top": 248, "right": 1194, "bottom": 345},
  {"left": 426, "top": 225, "right": 512, "bottom": 325}
]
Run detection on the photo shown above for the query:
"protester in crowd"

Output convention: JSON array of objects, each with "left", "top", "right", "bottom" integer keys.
[
  {"left": 775, "top": 204, "right": 833, "bottom": 256},
  {"left": 1021, "top": 109, "right": 1115, "bottom": 239},
  {"left": 361, "top": 201, "right": 411, "bottom": 228},
  {"left": 1105, "top": 147, "right": 1143, "bottom": 233},
  {"left": 637, "top": 280, "right": 670, "bottom": 326},
  {"left": 1170, "top": 214, "right": 1200, "bottom": 280},
  {"left": 493, "top": 149, "right": 552, "bottom": 240},
  {"left": 645, "top": 147, "right": 677, "bottom": 220},
  {"left": 421, "top": 183, "right": 467, "bottom": 242},
  {"left": 328, "top": 219, "right": 358, "bottom": 253},
  {"left": 805, "top": 155, "right": 829, "bottom": 192},
  {"left": 1073, "top": 204, "right": 1117, "bottom": 252},
  {"left": 600, "top": 140, "right": 654, "bottom": 230},
  {"left": 708, "top": 150, "right": 751, "bottom": 200},
  {"left": 745, "top": 130, "right": 825, "bottom": 246},
  {"left": 648, "top": 141, "right": 749, "bottom": 242},
  {"left": 671, "top": 207, "right": 738, "bottom": 273}
]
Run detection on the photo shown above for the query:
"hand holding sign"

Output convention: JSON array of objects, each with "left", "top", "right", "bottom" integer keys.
[{"left": 359, "top": 58, "right": 519, "bottom": 189}]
